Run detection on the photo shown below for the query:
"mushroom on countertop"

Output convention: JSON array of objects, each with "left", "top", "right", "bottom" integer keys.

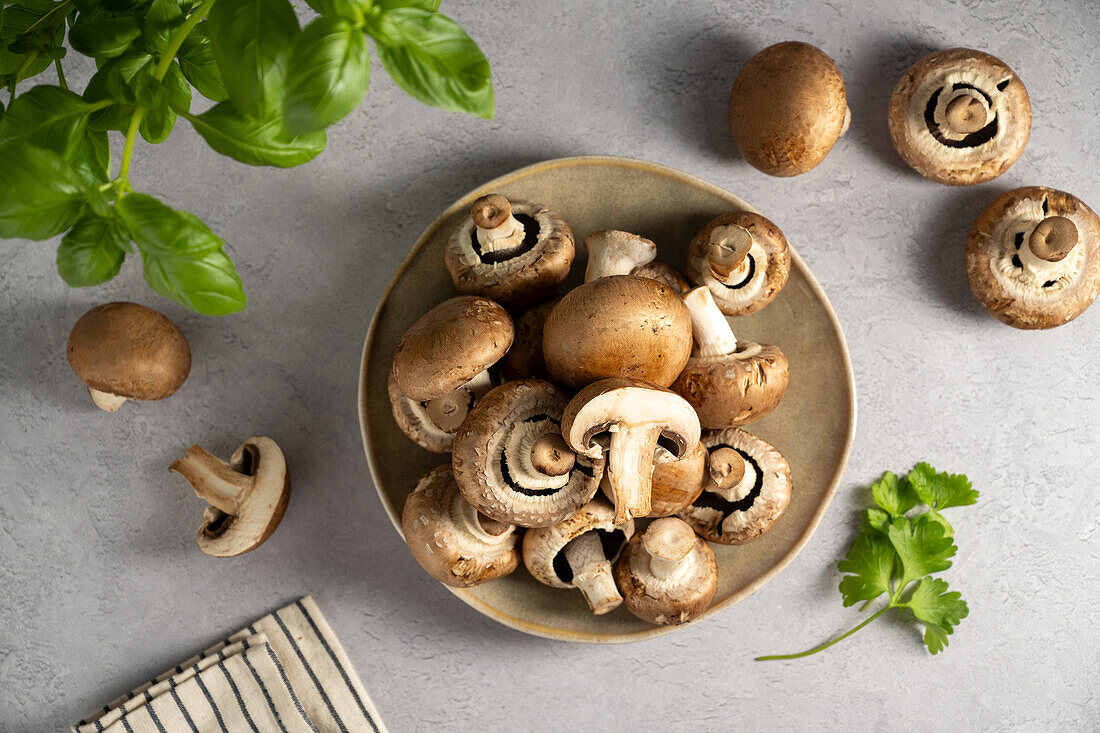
[
  {"left": 501, "top": 298, "right": 558, "bottom": 381},
  {"left": 562, "top": 378, "right": 701, "bottom": 525},
  {"left": 966, "top": 186, "right": 1100, "bottom": 329},
  {"left": 671, "top": 286, "right": 789, "bottom": 428},
  {"left": 452, "top": 379, "right": 603, "bottom": 527},
  {"left": 67, "top": 302, "right": 191, "bottom": 412},
  {"left": 445, "top": 194, "right": 574, "bottom": 307},
  {"left": 686, "top": 212, "right": 791, "bottom": 316},
  {"left": 679, "top": 428, "right": 792, "bottom": 545},
  {"left": 728, "top": 41, "right": 850, "bottom": 177},
  {"left": 601, "top": 442, "right": 706, "bottom": 517},
  {"left": 402, "top": 465, "right": 520, "bottom": 587},
  {"left": 888, "top": 48, "right": 1030, "bottom": 185},
  {"left": 631, "top": 261, "right": 692, "bottom": 294},
  {"left": 583, "top": 230, "right": 656, "bottom": 282},
  {"left": 542, "top": 275, "right": 693, "bottom": 390},
  {"left": 615, "top": 517, "right": 718, "bottom": 625},
  {"left": 170, "top": 436, "right": 290, "bottom": 557},
  {"left": 388, "top": 369, "right": 494, "bottom": 453},
  {"left": 523, "top": 498, "right": 634, "bottom": 615}
]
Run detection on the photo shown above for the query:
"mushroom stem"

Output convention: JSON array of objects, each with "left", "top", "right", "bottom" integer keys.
[
  {"left": 584, "top": 233, "right": 655, "bottom": 282},
  {"left": 709, "top": 447, "right": 756, "bottom": 503},
  {"left": 88, "top": 388, "right": 127, "bottom": 412},
  {"left": 943, "top": 91, "right": 988, "bottom": 134},
  {"left": 472, "top": 194, "right": 525, "bottom": 254},
  {"left": 707, "top": 225, "right": 752, "bottom": 283},
  {"left": 424, "top": 370, "right": 492, "bottom": 432},
  {"left": 170, "top": 446, "right": 250, "bottom": 515},
  {"left": 605, "top": 425, "right": 661, "bottom": 524},
  {"left": 683, "top": 287, "right": 737, "bottom": 357},
  {"left": 1028, "top": 216, "right": 1078, "bottom": 263},
  {"left": 562, "top": 531, "right": 622, "bottom": 614},
  {"left": 451, "top": 489, "right": 514, "bottom": 545},
  {"left": 641, "top": 518, "right": 696, "bottom": 582},
  {"left": 530, "top": 432, "right": 575, "bottom": 476},
  {"left": 840, "top": 105, "right": 851, "bottom": 137}
]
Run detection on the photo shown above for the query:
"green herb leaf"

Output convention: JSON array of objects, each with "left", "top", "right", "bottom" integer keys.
[
  {"left": 837, "top": 532, "right": 895, "bottom": 607},
  {"left": 0, "top": 6, "right": 56, "bottom": 79},
  {"left": 862, "top": 507, "right": 890, "bottom": 534},
  {"left": 305, "top": 0, "right": 372, "bottom": 22},
  {"left": 177, "top": 21, "right": 228, "bottom": 102},
  {"left": 908, "top": 462, "right": 979, "bottom": 512},
  {"left": 375, "top": 0, "right": 441, "bottom": 9},
  {"left": 870, "top": 470, "right": 918, "bottom": 518},
  {"left": 144, "top": 0, "right": 185, "bottom": 56},
  {"left": 371, "top": 8, "right": 493, "bottom": 118},
  {"left": 187, "top": 101, "right": 326, "bottom": 167},
  {"left": 139, "top": 62, "right": 190, "bottom": 142},
  {"left": 68, "top": 15, "right": 142, "bottom": 59},
  {"left": 0, "top": 84, "right": 94, "bottom": 159},
  {"left": 56, "top": 211, "right": 129, "bottom": 286},
  {"left": 886, "top": 515, "right": 956, "bottom": 586},
  {"left": 0, "top": 142, "right": 87, "bottom": 240},
  {"left": 900, "top": 577, "right": 969, "bottom": 654},
  {"left": 117, "top": 193, "right": 246, "bottom": 315},
  {"left": 282, "top": 16, "right": 369, "bottom": 135},
  {"left": 207, "top": 0, "right": 299, "bottom": 116}
]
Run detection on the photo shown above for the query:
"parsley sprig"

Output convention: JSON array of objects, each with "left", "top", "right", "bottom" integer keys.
[{"left": 758, "top": 463, "right": 979, "bottom": 660}]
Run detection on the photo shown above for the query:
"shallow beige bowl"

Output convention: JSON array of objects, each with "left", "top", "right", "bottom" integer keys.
[{"left": 359, "top": 156, "right": 856, "bottom": 643}]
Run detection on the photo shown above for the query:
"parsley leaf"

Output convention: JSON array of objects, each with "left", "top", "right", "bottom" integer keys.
[
  {"left": 908, "top": 462, "right": 979, "bottom": 511},
  {"left": 871, "top": 470, "right": 918, "bottom": 517},
  {"left": 900, "top": 577, "right": 969, "bottom": 654},
  {"left": 838, "top": 532, "right": 895, "bottom": 607}
]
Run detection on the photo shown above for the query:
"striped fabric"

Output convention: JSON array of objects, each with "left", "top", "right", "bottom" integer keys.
[{"left": 74, "top": 597, "right": 386, "bottom": 733}]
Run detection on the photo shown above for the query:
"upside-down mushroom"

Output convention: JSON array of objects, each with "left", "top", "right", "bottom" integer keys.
[
  {"left": 388, "top": 370, "right": 494, "bottom": 453},
  {"left": 583, "top": 230, "right": 656, "bottom": 282},
  {"left": 686, "top": 212, "right": 791, "bottom": 316},
  {"left": 615, "top": 517, "right": 718, "bottom": 625}
]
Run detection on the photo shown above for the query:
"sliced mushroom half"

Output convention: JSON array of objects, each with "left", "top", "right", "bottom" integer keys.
[
  {"left": 583, "top": 230, "right": 656, "bottom": 282},
  {"left": 453, "top": 379, "right": 603, "bottom": 527},
  {"left": 679, "top": 428, "right": 792, "bottom": 545},
  {"left": 671, "top": 286, "right": 789, "bottom": 428},
  {"left": 615, "top": 517, "right": 718, "bottom": 625},
  {"left": 686, "top": 212, "right": 791, "bottom": 316},
  {"left": 601, "top": 442, "right": 706, "bottom": 517},
  {"left": 445, "top": 194, "right": 574, "bottom": 307},
  {"left": 966, "top": 186, "right": 1100, "bottom": 329},
  {"left": 888, "top": 48, "right": 1030, "bottom": 185},
  {"left": 522, "top": 498, "right": 634, "bottom": 615}
]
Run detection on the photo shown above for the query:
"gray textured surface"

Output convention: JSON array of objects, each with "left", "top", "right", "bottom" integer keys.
[{"left": 2, "top": 0, "right": 1098, "bottom": 730}]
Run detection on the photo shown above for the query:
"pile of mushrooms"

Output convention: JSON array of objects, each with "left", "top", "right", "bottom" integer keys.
[{"left": 392, "top": 195, "right": 795, "bottom": 626}]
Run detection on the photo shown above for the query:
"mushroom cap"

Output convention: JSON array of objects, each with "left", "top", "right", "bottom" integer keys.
[
  {"left": 888, "top": 48, "right": 1031, "bottom": 186},
  {"left": 615, "top": 518, "right": 718, "bottom": 625},
  {"left": 966, "top": 186, "right": 1100, "bottom": 329},
  {"left": 542, "top": 275, "right": 693, "bottom": 389},
  {"left": 671, "top": 342, "right": 789, "bottom": 428},
  {"left": 402, "top": 465, "right": 520, "bottom": 587},
  {"left": 686, "top": 212, "right": 791, "bottom": 316},
  {"left": 631, "top": 261, "right": 692, "bottom": 294},
  {"left": 190, "top": 437, "right": 290, "bottom": 558},
  {"left": 445, "top": 197, "right": 574, "bottom": 307},
  {"left": 501, "top": 298, "right": 558, "bottom": 381},
  {"left": 561, "top": 378, "right": 701, "bottom": 463},
  {"left": 521, "top": 498, "right": 634, "bottom": 589},
  {"left": 601, "top": 442, "right": 707, "bottom": 517},
  {"left": 67, "top": 302, "right": 191, "bottom": 402},
  {"left": 391, "top": 296, "right": 514, "bottom": 401},
  {"left": 728, "top": 41, "right": 849, "bottom": 177},
  {"left": 452, "top": 379, "right": 603, "bottom": 527},
  {"left": 679, "top": 428, "right": 792, "bottom": 545}
]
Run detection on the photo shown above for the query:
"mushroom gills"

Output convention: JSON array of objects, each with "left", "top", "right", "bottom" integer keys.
[
  {"left": 552, "top": 528, "right": 627, "bottom": 584},
  {"left": 924, "top": 83, "right": 999, "bottom": 148},
  {"left": 471, "top": 213, "right": 541, "bottom": 264},
  {"left": 422, "top": 370, "right": 493, "bottom": 432},
  {"left": 559, "top": 531, "right": 623, "bottom": 614},
  {"left": 692, "top": 446, "right": 764, "bottom": 527},
  {"left": 499, "top": 414, "right": 591, "bottom": 496}
]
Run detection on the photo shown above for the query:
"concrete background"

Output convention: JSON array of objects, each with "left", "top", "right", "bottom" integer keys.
[{"left": 2, "top": 0, "right": 1098, "bottom": 730}]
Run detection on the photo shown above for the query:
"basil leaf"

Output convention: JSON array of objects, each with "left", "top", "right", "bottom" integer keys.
[
  {"left": 177, "top": 21, "right": 227, "bottom": 102},
  {"left": 144, "top": 0, "right": 184, "bottom": 56},
  {"left": 56, "top": 212, "right": 128, "bottom": 286},
  {"left": 117, "top": 193, "right": 246, "bottom": 315},
  {"left": 188, "top": 101, "right": 326, "bottom": 167},
  {"left": 207, "top": 0, "right": 298, "bottom": 116},
  {"left": 283, "top": 17, "right": 369, "bottom": 135},
  {"left": 68, "top": 15, "right": 142, "bottom": 58},
  {"left": 0, "top": 142, "right": 87, "bottom": 240},
  {"left": 305, "top": 0, "right": 371, "bottom": 21},
  {"left": 375, "top": 0, "right": 440, "bottom": 9},
  {"left": 0, "top": 84, "right": 93, "bottom": 159},
  {"left": 71, "top": 129, "right": 112, "bottom": 189},
  {"left": 10, "top": 0, "right": 59, "bottom": 12},
  {"left": 0, "top": 7, "right": 55, "bottom": 78},
  {"left": 371, "top": 8, "right": 493, "bottom": 118},
  {"left": 139, "top": 62, "right": 190, "bottom": 142}
]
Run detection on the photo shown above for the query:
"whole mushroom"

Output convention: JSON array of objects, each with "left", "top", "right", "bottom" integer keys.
[
  {"left": 522, "top": 498, "right": 634, "bottom": 615},
  {"left": 583, "top": 230, "right": 656, "bottom": 282},
  {"left": 679, "top": 428, "right": 792, "bottom": 545},
  {"left": 445, "top": 193, "right": 574, "bottom": 307},
  {"left": 67, "top": 302, "right": 191, "bottom": 412},
  {"left": 562, "top": 378, "right": 701, "bottom": 525},
  {"left": 402, "top": 465, "right": 520, "bottom": 587},
  {"left": 671, "top": 286, "right": 789, "bottom": 428},
  {"left": 615, "top": 517, "right": 718, "bottom": 626},
  {"left": 966, "top": 186, "right": 1100, "bottom": 329},
  {"left": 728, "top": 41, "right": 850, "bottom": 177},
  {"left": 686, "top": 212, "right": 791, "bottom": 316},
  {"left": 170, "top": 436, "right": 290, "bottom": 557},
  {"left": 888, "top": 48, "right": 1030, "bottom": 185},
  {"left": 452, "top": 379, "right": 603, "bottom": 527},
  {"left": 601, "top": 442, "right": 707, "bottom": 517}
]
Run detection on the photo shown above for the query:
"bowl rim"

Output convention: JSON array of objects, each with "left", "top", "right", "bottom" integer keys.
[{"left": 358, "top": 154, "right": 857, "bottom": 643}]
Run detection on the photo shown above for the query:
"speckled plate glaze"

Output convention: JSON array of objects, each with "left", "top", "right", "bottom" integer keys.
[{"left": 359, "top": 156, "right": 856, "bottom": 643}]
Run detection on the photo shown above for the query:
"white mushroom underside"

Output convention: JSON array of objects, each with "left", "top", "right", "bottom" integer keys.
[
  {"left": 691, "top": 241, "right": 770, "bottom": 311},
  {"left": 396, "top": 372, "right": 493, "bottom": 450},
  {"left": 988, "top": 198, "right": 1087, "bottom": 299},
  {"left": 629, "top": 545, "right": 698, "bottom": 594},
  {"left": 455, "top": 205, "right": 557, "bottom": 270},
  {"left": 503, "top": 420, "right": 571, "bottom": 491},
  {"left": 710, "top": 459, "right": 758, "bottom": 503}
]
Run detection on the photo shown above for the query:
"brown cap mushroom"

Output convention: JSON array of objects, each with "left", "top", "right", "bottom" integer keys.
[
  {"left": 888, "top": 48, "right": 1031, "bottom": 185},
  {"left": 445, "top": 194, "right": 574, "bottom": 307},
  {"left": 686, "top": 212, "right": 791, "bottom": 316},
  {"left": 402, "top": 465, "right": 519, "bottom": 587},
  {"left": 678, "top": 428, "right": 792, "bottom": 545},
  {"left": 601, "top": 441, "right": 706, "bottom": 517},
  {"left": 500, "top": 298, "right": 558, "bottom": 381},
  {"left": 522, "top": 498, "right": 634, "bottom": 615},
  {"left": 631, "top": 261, "right": 692, "bottom": 294},
  {"left": 388, "top": 369, "right": 494, "bottom": 453},
  {"left": 170, "top": 436, "right": 290, "bottom": 557},
  {"left": 391, "top": 295, "right": 513, "bottom": 402},
  {"left": 583, "top": 230, "right": 656, "bottom": 282},
  {"left": 671, "top": 287, "right": 789, "bottom": 428},
  {"left": 452, "top": 379, "right": 603, "bottom": 527},
  {"left": 562, "top": 378, "right": 701, "bottom": 525},
  {"left": 67, "top": 301, "right": 191, "bottom": 412},
  {"left": 728, "top": 41, "right": 850, "bottom": 177},
  {"left": 542, "top": 275, "right": 693, "bottom": 390},
  {"left": 966, "top": 186, "right": 1100, "bottom": 329},
  {"left": 614, "top": 517, "right": 718, "bottom": 625}
]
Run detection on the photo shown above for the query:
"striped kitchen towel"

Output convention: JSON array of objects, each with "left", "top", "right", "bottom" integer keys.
[{"left": 73, "top": 596, "right": 386, "bottom": 733}]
